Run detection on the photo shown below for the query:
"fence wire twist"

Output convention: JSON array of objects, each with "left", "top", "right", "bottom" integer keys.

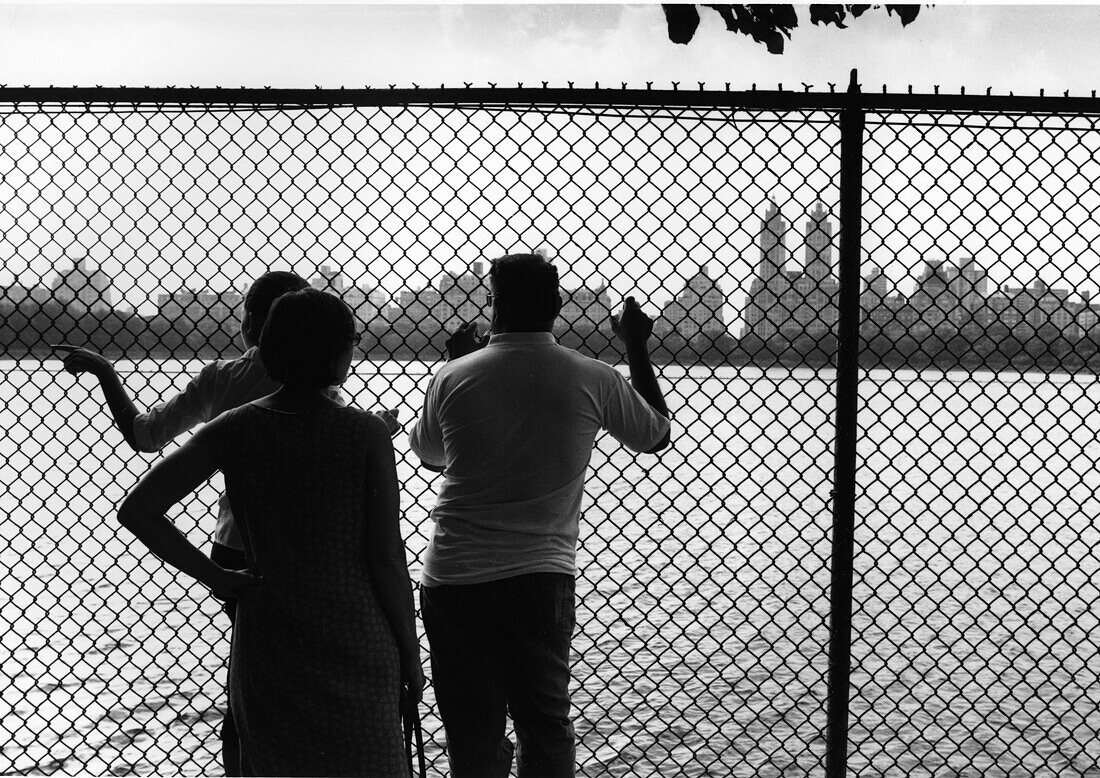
[{"left": 0, "top": 87, "right": 1098, "bottom": 777}]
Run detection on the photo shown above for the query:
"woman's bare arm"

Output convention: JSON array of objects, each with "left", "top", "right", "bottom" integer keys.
[
  {"left": 117, "top": 428, "right": 260, "bottom": 598},
  {"left": 362, "top": 414, "right": 424, "bottom": 707}
]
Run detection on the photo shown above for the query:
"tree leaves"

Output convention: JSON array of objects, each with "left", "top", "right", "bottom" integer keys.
[
  {"left": 809, "top": 5, "right": 850, "bottom": 28},
  {"left": 663, "top": 4, "right": 924, "bottom": 53},
  {"left": 812, "top": 4, "right": 922, "bottom": 28},
  {"left": 704, "top": 5, "right": 798, "bottom": 54},
  {"left": 663, "top": 3, "right": 702, "bottom": 44},
  {"left": 885, "top": 4, "right": 922, "bottom": 26}
]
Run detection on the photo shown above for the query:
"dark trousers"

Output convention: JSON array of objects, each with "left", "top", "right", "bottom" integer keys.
[
  {"left": 421, "top": 573, "right": 577, "bottom": 778},
  {"left": 209, "top": 542, "right": 248, "bottom": 778}
]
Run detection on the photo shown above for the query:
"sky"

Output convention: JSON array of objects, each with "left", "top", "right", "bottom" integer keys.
[
  {"left": 2, "top": 3, "right": 1100, "bottom": 318},
  {"left": 0, "top": 3, "right": 1096, "bottom": 96}
]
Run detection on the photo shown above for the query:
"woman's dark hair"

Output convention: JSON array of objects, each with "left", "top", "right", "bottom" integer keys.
[
  {"left": 243, "top": 271, "right": 309, "bottom": 337},
  {"left": 259, "top": 288, "right": 357, "bottom": 389},
  {"left": 489, "top": 253, "right": 560, "bottom": 324}
]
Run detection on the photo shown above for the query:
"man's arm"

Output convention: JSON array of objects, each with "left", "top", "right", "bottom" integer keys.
[
  {"left": 408, "top": 374, "right": 447, "bottom": 473},
  {"left": 611, "top": 298, "right": 671, "bottom": 453},
  {"left": 58, "top": 345, "right": 217, "bottom": 453},
  {"left": 409, "top": 320, "right": 484, "bottom": 469},
  {"left": 55, "top": 345, "right": 141, "bottom": 451}
]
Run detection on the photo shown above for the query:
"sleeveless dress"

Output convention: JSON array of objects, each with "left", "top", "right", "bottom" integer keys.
[{"left": 207, "top": 403, "right": 407, "bottom": 777}]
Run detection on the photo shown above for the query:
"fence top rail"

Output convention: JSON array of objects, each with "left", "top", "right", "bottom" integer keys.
[{"left": 1, "top": 84, "right": 1100, "bottom": 116}]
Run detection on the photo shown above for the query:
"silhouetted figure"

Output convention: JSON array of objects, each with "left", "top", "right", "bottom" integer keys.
[
  {"left": 117, "top": 288, "right": 422, "bottom": 777},
  {"left": 57, "top": 269, "right": 309, "bottom": 774},
  {"left": 56, "top": 270, "right": 400, "bottom": 774},
  {"left": 409, "top": 253, "right": 671, "bottom": 778}
]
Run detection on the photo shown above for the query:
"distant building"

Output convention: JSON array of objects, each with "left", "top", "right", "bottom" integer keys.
[
  {"left": 413, "top": 260, "right": 613, "bottom": 334},
  {"left": 862, "top": 264, "right": 895, "bottom": 301},
  {"left": 1077, "top": 291, "right": 1100, "bottom": 338},
  {"left": 51, "top": 259, "right": 113, "bottom": 315},
  {"left": 860, "top": 263, "right": 900, "bottom": 333},
  {"left": 952, "top": 258, "right": 990, "bottom": 306},
  {"left": 1000, "top": 280, "right": 1079, "bottom": 339},
  {"left": 310, "top": 265, "right": 347, "bottom": 295},
  {"left": 984, "top": 286, "right": 1026, "bottom": 332},
  {"left": 0, "top": 282, "right": 51, "bottom": 311},
  {"left": 386, "top": 261, "right": 488, "bottom": 332},
  {"left": 390, "top": 285, "right": 439, "bottom": 327},
  {"left": 861, "top": 255, "right": 1084, "bottom": 343},
  {"left": 655, "top": 265, "right": 726, "bottom": 339},
  {"left": 908, "top": 259, "right": 961, "bottom": 332},
  {"left": 310, "top": 264, "right": 386, "bottom": 324},
  {"left": 976, "top": 281, "right": 1077, "bottom": 340},
  {"left": 742, "top": 200, "right": 1091, "bottom": 346},
  {"left": 386, "top": 260, "right": 618, "bottom": 336},
  {"left": 434, "top": 261, "right": 490, "bottom": 332},
  {"left": 1030, "top": 279, "right": 1078, "bottom": 336},
  {"left": 157, "top": 287, "right": 243, "bottom": 325},
  {"left": 559, "top": 281, "right": 611, "bottom": 329},
  {"left": 744, "top": 200, "right": 839, "bottom": 340}
]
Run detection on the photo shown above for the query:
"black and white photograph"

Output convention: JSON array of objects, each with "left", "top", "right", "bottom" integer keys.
[{"left": 3, "top": 3, "right": 1100, "bottom": 776}]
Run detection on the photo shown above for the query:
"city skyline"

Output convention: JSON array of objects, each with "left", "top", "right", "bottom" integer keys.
[
  {"left": 4, "top": 87, "right": 1100, "bottom": 321},
  {"left": 6, "top": 200, "right": 1100, "bottom": 346}
]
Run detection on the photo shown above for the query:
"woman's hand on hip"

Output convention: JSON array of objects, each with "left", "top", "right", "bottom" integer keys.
[{"left": 209, "top": 568, "right": 265, "bottom": 601}]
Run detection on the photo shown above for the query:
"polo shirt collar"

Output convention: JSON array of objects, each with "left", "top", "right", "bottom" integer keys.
[{"left": 487, "top": 332, "right": 556, "bottom": 346}]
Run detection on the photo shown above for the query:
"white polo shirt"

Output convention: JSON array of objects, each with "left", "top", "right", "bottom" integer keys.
[{"left": 409, "top": 332, "right": 670, "bottom": 586}]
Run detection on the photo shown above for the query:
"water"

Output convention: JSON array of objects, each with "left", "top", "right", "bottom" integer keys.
[{"left": 2, "top": 360, "right": 1099, "bottom": 776}]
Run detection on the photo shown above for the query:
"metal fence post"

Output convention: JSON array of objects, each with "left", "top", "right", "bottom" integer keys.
[{"left": 825, "top": 68, "right": 865, "bottom": 778}]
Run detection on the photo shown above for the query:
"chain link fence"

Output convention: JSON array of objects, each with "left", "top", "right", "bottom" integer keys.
[
  {"left": 1, "top": 83, "right": 1098, "bottom": 777},
  {"left": 849, "top": 105, "right": 1100, "bottom": 777}
]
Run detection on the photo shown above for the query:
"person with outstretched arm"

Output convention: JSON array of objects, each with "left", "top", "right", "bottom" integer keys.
[
  {"left": 408, "top": 253, "right": 671, "bottom": 778},
  {"left": 54, "top": 270, "right": 398, "bottom": 775},
  {"left": 117, "top": 288, "right": 422, "bottom": 776}
]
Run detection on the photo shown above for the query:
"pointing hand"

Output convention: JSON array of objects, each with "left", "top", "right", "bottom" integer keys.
[{"left": 52, "top": 344, "right": 113, "bottom": 379}]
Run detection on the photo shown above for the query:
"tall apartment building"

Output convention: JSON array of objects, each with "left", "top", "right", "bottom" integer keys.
[{"left": 744, "top": 201, "right": 839, "bottom": 340}]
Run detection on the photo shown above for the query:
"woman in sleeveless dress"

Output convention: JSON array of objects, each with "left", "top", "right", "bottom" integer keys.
[{"left": 118, "top": 288, "right": 423, "bottom": 777}]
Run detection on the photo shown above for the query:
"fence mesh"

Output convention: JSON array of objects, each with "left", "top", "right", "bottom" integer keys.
[
  {"left": 0, "top": 90, "right": 1098, "bottom": 778},
  {"left": 849, "top": 109, "right": 1100, "bottom": 777}
]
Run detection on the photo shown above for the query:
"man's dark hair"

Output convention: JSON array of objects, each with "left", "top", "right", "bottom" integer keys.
[
  {"left": 259, "top": 288, "right": 356, "bottom": 389},
  {"left": 244, "top": 270, "right": 309, "bottom": 333},
  {"left": 489, "top": 253, "right": 560, "bottom": 324}
]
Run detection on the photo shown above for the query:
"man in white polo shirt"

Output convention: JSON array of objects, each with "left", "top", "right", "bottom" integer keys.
[{"left": 409, "top": 253, "right": 671, "bottom": 778}]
